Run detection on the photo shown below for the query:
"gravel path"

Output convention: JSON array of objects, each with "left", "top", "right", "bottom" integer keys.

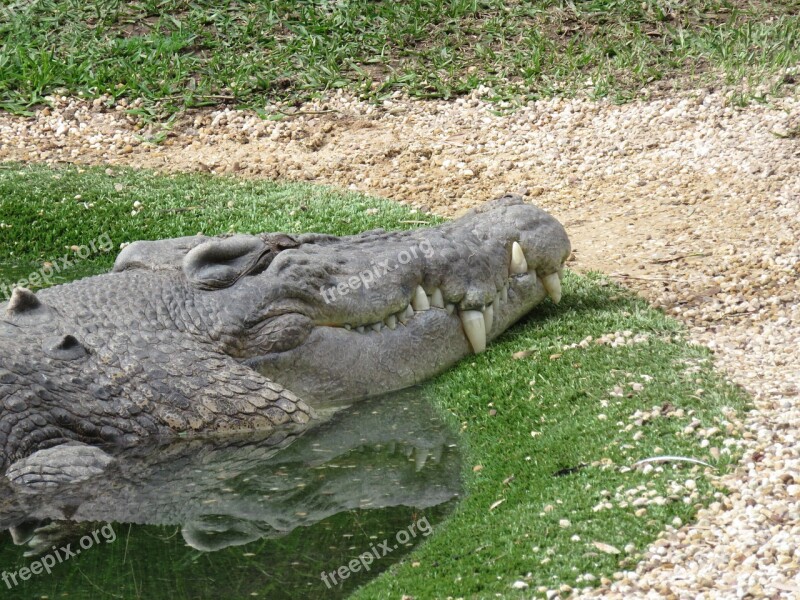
[{"left": 1, "top": 80, "right": 799, "bottom": 598}]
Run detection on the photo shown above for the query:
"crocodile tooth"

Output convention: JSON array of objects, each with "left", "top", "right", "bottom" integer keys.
[
  {"left": 371, "top": 322, "right": 383, "bottom": 332},
  {"left": 510, "top": 241, "right": 528, "bottom": 275},
  {"left": 411, "top": 285, "right": 430, "bottom": 311},
  {"left": 445, "top": 303, "right": 455, "bottom": 315},
  {"left": 343, "top": 324, "right": 352, "bottom": 331},
  {"left": 430, "top": 287, "right": 445, "bottom": 309},
  {"left": 398, "top": 304, "right": 414, "bottom": 324},
  {"left": 415, "top": 448, "right": 428, "bottom": 471},
  {"left": 501, "top": 284, "right": 508, "bottom": 303},
  {"left": 460, "top": 310, "right": 486, "bottom": 353},
  {"left": 384, "top": 315, "right": 397, "bottom": 330},
  {"left": 541, "top": 272, "right": 562, "bottom": 303},
  {"left": 356, "top": 325, "right": 365, "bottom": 334},
  {"left": 483, "top": 303, "right": 494, "bottom": 335}
]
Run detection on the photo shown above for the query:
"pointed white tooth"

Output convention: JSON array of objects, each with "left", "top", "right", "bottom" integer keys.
[
  {"left": 411, "top": 285, "right": 430, "bottom": 311},
  {"left": 430, "top": 287, "right": 445, "bottom": 308},
  {"left": 446, "top": 303, "right": 455, "bottom": 315},
  {"left": 483, "top": 303, "right": 494, "bottom": 335},
  {"left": 415, "top": 448, "right": 428, "bottom": 471},
  {"left": 510, "top": 241, "right": 528, "bottom": 275},
  {"left": 343, "top": 324, "right": 352, "bottom": 330},
  {"left": 371, "top": 322, "right": 383, "bottom": 332},
  {"left": 385, "top": 314, "right": 397, "bottom": 330},
  {"left": 356, "top": 325, "right": 365, "bottom": 334},
  {"left": 398, "top": 304, "right": 414, "bottom": 324},
  {"left": 460, "top": 310, "right": 486, "bottom": 353},
  {"left": 541, "top": 272, "right": 562, "bottom": 303},
  {"left": 501, "top": 284, "right": 508, "bottom": 303}
]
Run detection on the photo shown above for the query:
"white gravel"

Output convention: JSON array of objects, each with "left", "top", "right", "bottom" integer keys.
[{"left": 0, "top": 71, "right": 799, "bottom": 598}]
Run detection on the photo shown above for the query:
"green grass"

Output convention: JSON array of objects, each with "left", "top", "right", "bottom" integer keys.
[
  {"left": 1, "top": 0, "right": 799, "bottom": 116},
  {"left": 0, "top": 163, "right": 749, "bottom": 598}
]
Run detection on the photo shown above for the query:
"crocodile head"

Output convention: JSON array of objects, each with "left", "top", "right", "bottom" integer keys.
[
  {"left": 0, "top": 194, "right": 569, "bottom": 479},
  {"left": 238, "top": 194, "right": 571, "bottom": 403}
]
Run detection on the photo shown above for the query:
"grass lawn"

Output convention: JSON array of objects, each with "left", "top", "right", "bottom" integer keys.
[
  {"left": 0, "top": 163, "right": 748, "bottom": 598},
  {"left": 1, "top": 0, "right": 799, "bottom": 116}
]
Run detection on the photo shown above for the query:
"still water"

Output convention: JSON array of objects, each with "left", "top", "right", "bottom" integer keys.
[{"left": 0, "top": 390, "right": 461, "bottom": 599}]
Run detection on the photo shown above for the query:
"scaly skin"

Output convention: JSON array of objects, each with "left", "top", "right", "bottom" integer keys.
[{"left": 0, "top": 195, "right": 570, "bottom": 484}]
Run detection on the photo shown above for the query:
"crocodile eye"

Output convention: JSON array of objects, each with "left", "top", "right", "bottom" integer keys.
[{"left": 43, "top": 335, "right": 89, "bottom": 361}]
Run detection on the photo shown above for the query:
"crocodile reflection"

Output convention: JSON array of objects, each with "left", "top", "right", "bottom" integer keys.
[{"left": 0, "top": 389, "right": 460, "bottom": 556}]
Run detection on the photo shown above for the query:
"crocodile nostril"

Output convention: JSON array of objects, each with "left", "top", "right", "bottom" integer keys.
[{"left": 43, "top": 335, "right": 89, "bottom": 361}]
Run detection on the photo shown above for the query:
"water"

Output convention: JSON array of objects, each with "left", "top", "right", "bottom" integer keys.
[{"left": 0, "top": 390, "right": 462, "bottom": 599}]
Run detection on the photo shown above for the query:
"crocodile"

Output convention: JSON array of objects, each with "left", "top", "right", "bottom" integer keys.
[{"left": 0, "top": 194, "right": 570, "bottom": 486}]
